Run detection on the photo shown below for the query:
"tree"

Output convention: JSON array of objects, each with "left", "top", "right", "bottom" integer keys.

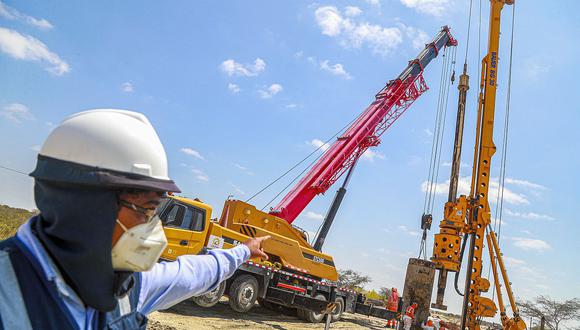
[
  {"left": 518, "top": 295, "right": 580, "bottom": 330},
  {"left": 337, "top": 269, "right": 371, "bottom": 291},
  {"left": 379, "top": 287, "right": 391, "bottom": 300},
  {"left": 366, "top": 289, "right": 382, "bottom": 301}
]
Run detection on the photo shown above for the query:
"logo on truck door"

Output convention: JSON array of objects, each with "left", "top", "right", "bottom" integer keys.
[{"left": 207, "top": 235, "right": 224, "bottom": 249}]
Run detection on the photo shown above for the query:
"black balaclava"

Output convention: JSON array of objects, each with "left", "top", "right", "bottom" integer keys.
[{"left": 33, "top": 180, "right": 132, "bottom": 311}]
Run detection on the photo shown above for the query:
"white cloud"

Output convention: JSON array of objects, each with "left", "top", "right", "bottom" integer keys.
[
  {"left": 421, "top": 176, "right": 530, "bottom": 205},
  {"left": 504, "top": 209, "right": 555, "bottom": 221},
  {"left": 227, "top": 83, "right": 240, "bottom": 94},
  {"left": 400, "top": 0, "right": 452, "bottom": 17},
  {"left": 220, "top": 58, "right": 266, "bottom": 77},
  {"left": 504, "top": 178, "right": 546, "bottom": 190},
  {"left": 512, "top": 237, "right": 551, "bottom": 252},
  {"left": 180, "top": 147, "right": 205, "bottom": 160},
  {"left": 231, "top": 184, "right": 245, "bottom": 196},
  {"left": 344, "top": 6, "right": 362, "bottom": 17},
  {"left": 309, "top": 138, "right": 330, "bottom": 152},
  {"left": 315, "top": 6, "right": 343, "bottom": 36},
  {"left": 314, "top": 6, "right": 403, "bottom": 56},
  {"left": 121, "top": 82, "right": 133, "bottom": 92},
  {"left": 423, "top": 128, "right": 433, "bottom": 136},
  {"left": 1, "top": 103, "right": 34, "bottom": 123},
  {"left": 524, "top": 58, "right": 550, "bottom": 81},
  {"left": 234, "top": 163, "right": 247, "bottom": 171},
  {"left": 362, "top": 149, "right": 385, "bottom": 162},
  {"left": 400, "top": 24, "right": 430, "bottom": 50},
  {"left": 258, "top": 83, "right": 283, "bottom": 99},
  {"left": 365, "top": 0, "right": 381, "bottom": 7},
  {"left": 234, "top": 163, "right": 254, "bottom": 176},
  {"left": 504, "top": 256, "right": 527, "bottom": 267},
  {"left": 286, "top": 103, "right": 298, "bottom": 109},
  {"left": 0, "top": 1, "right": 53, "bottom": 30},
  {"left": 305, "top": 211, "right": 325, "bottom": 221},
  {"left": 30, "top": 145, "right": 41, "bottom": 152},
  {"left": 191, "top": 168, "right": 209, "bottom": 182},
  {"left": 397, "top": 225, "right": 420, "bottom": 236},
  {"left": 0, "top": 27, "right": 70, "bottom": 75},
  {"left": 320, "top": 60, "right": 352, "bottom": 79},
  {"left": 294, "top": 51, "right": 304, "bottom": 59}
]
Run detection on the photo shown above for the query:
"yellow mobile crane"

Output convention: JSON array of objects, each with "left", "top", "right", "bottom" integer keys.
[{"left": 429, "top": 0, "right": 526, "bottom": 329}]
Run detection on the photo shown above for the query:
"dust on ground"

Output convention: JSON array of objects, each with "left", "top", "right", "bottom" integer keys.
[{"left": 148, "top": 298, "right": 392, "bottom": 330}]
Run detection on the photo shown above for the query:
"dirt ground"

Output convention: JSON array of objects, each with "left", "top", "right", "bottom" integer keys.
[{"left": 148, "top": 298, "right": 394, "bottom": 330}]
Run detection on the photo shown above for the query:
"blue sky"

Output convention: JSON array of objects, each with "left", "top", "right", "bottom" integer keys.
[{"left": 1, "top": 0, "right": 579, "bottom": 318}]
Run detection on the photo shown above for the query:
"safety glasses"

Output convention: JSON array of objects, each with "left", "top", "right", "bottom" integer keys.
[{"left": 119, "top": 200, "right": 157, "bottom": 222}]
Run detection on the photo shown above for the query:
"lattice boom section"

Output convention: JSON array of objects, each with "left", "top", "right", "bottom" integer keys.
[{"left": 317, "top": 73, "right": 428, "bottom": 191}]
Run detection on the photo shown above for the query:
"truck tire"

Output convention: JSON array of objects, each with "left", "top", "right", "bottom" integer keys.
[
  {"left": 331, "top": 297, "right": 344, "bottom": 322},
  {"left": 303, "top": 294, "right": 327, "bottom": 323},
  {"left": 228, "top": 275, "right": 259, "bottom": 313},
  {"left": 192, "top": 281, "right": 226, "bottom": 308}
]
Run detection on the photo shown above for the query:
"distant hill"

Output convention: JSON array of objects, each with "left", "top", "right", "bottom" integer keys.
[{"left": 0, "top": 204, "right": 37, "bottom": 240}]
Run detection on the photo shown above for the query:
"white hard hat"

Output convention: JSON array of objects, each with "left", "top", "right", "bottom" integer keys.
[{"left": 31, "top": 109, "right": 180, "bottom": 192}]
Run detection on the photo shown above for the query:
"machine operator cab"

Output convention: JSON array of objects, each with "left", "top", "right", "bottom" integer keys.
[{"left": 155, "top": 196, "right": 213, "bottom": 260}]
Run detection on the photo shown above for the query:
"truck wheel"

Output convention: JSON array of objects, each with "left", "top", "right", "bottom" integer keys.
[
  {"left": 192, "top": 281, "right": 226, "bottom": 308},
  {"left": 304, "top": 294, "right": 327, "bottom": 323},
  {"left": 228, "top": 275, "right": 259, "bottom": 313},
  {"left": 331, "top": 297, "right": 344, "bottom": 322}
]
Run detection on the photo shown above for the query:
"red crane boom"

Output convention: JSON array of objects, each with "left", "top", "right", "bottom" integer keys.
[{"left": 270, "top": 26, "right": 457, "bottom": 224}]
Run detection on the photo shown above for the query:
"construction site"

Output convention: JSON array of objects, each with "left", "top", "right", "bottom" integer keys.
[{"left": 1, "top": 1, "right": 579, "bottom": 330}]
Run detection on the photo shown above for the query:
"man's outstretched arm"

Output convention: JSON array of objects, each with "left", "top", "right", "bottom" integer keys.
[{"left": 137, "top": 236, "right": 269, "bottom": 314}]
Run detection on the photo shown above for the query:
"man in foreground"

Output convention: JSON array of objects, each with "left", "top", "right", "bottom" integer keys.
[{"left": 0, "top": 109, "right": 269, "bottom": 329}]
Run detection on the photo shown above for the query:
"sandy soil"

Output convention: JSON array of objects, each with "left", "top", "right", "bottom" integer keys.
[
  {"left": 148, "top": 298, "right": 393, "bottom": 330},
  {"left": 146, "top": 297, "right": 489, "bottom": 330}
]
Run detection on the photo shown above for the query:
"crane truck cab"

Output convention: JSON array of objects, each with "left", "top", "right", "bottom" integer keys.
[{"left": 158, "top": 196, "right": 214, "bottom": 258}]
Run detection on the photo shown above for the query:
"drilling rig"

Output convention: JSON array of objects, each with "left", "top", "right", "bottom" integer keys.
[{"left": 429, "top": 1, "right": 526, "bottom": 329}]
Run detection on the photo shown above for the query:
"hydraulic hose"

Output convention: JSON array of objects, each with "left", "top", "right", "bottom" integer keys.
[{"left": 454, "top": 233, "right": 468, "bottom": 296}]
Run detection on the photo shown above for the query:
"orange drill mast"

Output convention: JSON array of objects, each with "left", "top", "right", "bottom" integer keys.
[{"left": 430, "top": 1, "right": 526, "bottom": 329}]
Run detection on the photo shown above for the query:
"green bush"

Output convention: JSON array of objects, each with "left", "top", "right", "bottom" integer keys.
[{"left": 0, "top": 205, "right": 37, "bottom": 240}]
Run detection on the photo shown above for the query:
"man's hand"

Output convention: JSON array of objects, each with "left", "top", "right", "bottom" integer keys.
[{"left": 243, "top": 236, "right": 271, "bottom": 260}]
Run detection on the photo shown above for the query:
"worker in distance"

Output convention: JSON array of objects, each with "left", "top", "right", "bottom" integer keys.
[{"left": 0, "top": 109, "right": 270, "bottom": 329}]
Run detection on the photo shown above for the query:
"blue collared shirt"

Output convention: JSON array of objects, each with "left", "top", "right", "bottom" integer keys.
[{"left": 16, "top": 220, "right": 250, "bottom": 329}]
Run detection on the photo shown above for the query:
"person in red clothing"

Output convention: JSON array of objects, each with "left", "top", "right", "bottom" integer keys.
[
  {"left": 386, "top": 288, "right": 400, "bottom": 328},
  {"left": 402, "top": 303, "right": 418, "bottom": 330}
]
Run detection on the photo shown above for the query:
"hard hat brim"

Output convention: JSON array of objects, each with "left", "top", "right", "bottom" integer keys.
[{"left": 31, "top": 155, "right": 181, "bottom": 193}]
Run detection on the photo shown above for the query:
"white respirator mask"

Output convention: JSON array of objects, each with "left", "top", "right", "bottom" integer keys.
[{"left": 111, "top": 216, "right": 168, "bottom": 272}]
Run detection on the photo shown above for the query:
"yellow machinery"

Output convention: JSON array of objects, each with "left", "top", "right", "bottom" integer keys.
[
  {"left": 161, "top": 197, "right": 338, "bottom": 281},
  {"left": 430, "top": 0, "right": 526, "bottom": 329}
]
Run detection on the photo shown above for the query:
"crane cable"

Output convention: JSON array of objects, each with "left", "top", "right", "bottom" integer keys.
[
  {"left": 487, "top": 0, "right": 516, "bottom": 305},
  {"left": 245, "top": 115, "right": 359, "bottom": 205},
  {"left": 0, "top": 164, "right": 29, "bottom": 176},
  {"left": 419, "top": 49, "right": 450, "bottom": 258},
  {"left": 421, "top": 47, "right": 456, "bottom": 216},
  {"left": 418, "top": 45, "right": 457, "bottom": 259}
]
